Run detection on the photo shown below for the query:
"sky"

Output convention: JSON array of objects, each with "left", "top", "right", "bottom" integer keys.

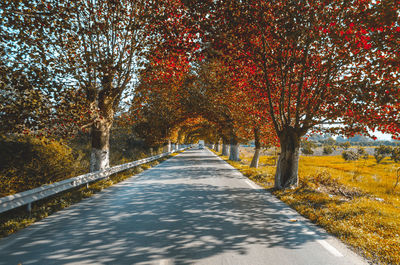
[{"left": 372, "top": 131, "right": 394, "bottom": 141}]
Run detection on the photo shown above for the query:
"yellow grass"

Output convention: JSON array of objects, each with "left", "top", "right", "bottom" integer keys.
[{"left": 212, "top": 148, "right": 400, "bottom": 265}]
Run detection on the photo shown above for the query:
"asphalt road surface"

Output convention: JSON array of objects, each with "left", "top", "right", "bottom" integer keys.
[{"left": 0, "top": 148, "right": 368, "bottom": 265}]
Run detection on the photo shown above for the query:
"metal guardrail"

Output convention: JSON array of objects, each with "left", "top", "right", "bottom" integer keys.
[{"left": 0, "top": 146, "right": 191, "bottom": 214}]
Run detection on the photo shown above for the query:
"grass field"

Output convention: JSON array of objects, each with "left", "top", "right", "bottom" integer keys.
[{"left": 215, "top": 147, "right": 400, "bottom": 265}]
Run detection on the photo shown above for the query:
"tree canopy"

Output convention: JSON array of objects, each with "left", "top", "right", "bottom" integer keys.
[{"left": 1, "top": 0, "right": 399, "bottom": 188}]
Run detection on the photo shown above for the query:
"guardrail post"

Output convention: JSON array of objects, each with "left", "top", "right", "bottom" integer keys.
[{"left": 27, "top": 202, "right": 31, "bottom": 213}]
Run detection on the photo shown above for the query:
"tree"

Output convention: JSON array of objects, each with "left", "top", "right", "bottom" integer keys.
[
  {"left": 374, "top": 145, "right": 393, "bottom": 163},
  {"left": 324, "top": 137, "right": 337, "bottom": 147},
  {"left": 250, "top": 127, "right": 261, "bottom": 167},
  {"left": 323, "top": 146, "right": 334, "bottom": 155},
  {"left": 357, "top": 147, "right": 369, "bottom": 160},
  {"left": 207, "top": 0, "right": 400, "bottom": 188},
  {"left": 342, "top": 142, "right": 352, "bottom": 150},
  {"left": 391, "top": 147, "right": 400, "bottom": 163},
  {"left": 342, "top": 150, "right": 360, "bottom": 161},
  {"left": 1, "top": 0, "right": 197, "bottom": 171},
  {"left": 0, "top": 64, "right": 53, "bottom": 134},
  {"left": 1, "top": 0, "right": 151, "bottom": 170},
  {"left": 221, "top": 52, "right": 279, "bottom": 167},
  {"left": 129, "top": 52, "right": 191, "bottom": 148},
  {"left": 187, "top": 57, "right": 243, "bottom": 161},
  {"left": 0, "top": 24, "right": 89, "bottom": 138},
  {"left": 191, "top": 55, "right": 278, "bottom": 163},
  {"left": 301, "top": 141, "right": 316, "bottom": 155},
  {"left": 177, "top": 117, "right": 218, "bottom": 144}
]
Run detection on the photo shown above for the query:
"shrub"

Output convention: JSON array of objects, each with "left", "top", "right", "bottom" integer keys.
[
  {"left": 0, "top": 135, "right": 84, "bottom": 196},
  {"left": 341, "top": 142, "right": 351, "bottom": 150},
  {"left": 357, "top": 147, "right": 369, "bottom": 160},
  {"left": 342, "top": 150, "right": 360, "bottom": 161},
  {"left": 302, "top": 145, "right": 314, "bottom": 155},
  {"left": 374, "top": 145, "right": 393, "bottom": 164},
  {"left": 324, "top": 137, "right": 336, "bottom": 146},
  {"left": 301, "top": 141, "right": 316, "bottom": 155},
  {"left": 391, "top": 147, "right": 400, "bottom": 163},
  {"left": 323, "top": 146, "right": 334, "bottom": 155}
]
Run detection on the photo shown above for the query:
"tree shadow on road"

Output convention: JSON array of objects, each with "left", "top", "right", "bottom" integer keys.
[
  {"left": 0, "top": 149, "right": 329, "bottom": 265},
  {"left": 0, "top": 183, "right": 327, "bottom": 265}
]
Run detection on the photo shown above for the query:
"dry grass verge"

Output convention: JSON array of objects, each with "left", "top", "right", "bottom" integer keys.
[{"left": 210, "top": 149, "right": 400, "bottom": 265}]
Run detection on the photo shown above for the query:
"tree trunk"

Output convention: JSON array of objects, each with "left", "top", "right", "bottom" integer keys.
[
  {"left": 250, "top": 127, "right": 261, "bottom": 168},
  {"left": 222, "top": 138, "right": 230, "bottom": 156},
  {"left": 215, "top": 140, "right": 220, "bottom": 152},
  {"left": 274, "top": 129, "right": 301, "bottom": 189},
  {"left": 90, "top": 119, "right": 111, "bottom": 172},
  {"left": 163, "top": 140, "right": 171, "bottom": 153},
  {"left": 229, "top": 136, "right": 240, "bottom": 161}
]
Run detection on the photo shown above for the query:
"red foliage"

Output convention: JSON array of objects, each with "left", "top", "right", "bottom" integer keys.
[{"left": 208, "top": 0, "right": 399, "bottom": 140}]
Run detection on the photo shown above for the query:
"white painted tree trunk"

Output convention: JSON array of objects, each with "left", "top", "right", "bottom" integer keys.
[
  {"left": 250, "top": 148, "right": 260, "bottom": 168},
  {"left": 229, "top": 144, "right": 240, "bottom": 161},
  {"left": 250, "top": 127, "right": 261, "bottom": 168},
  {"left": 215, "top": 142, "right": 220, "bottom": 152},
  {"left": 90, "top": 120, "right": 111, "bottom": 172},
  {"left": 163, "top": 140, "right": 172, "bottom": 153},
  {"left": 222, "top": 143, "right": 229, "bottom": 156},
  {"left": 90, "top": 148, "right": 109, "bottom": 172},
  {"left": 229, "top": 137, "right": 240, "bottom": 161}
]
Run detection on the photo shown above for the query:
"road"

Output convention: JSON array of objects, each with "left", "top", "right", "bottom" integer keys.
[{"left": 0, "top": 149, "right": 368, "bottom": 265}]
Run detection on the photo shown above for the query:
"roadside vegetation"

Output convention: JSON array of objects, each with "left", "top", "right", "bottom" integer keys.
[
  {"left": 0, "top": 132, "right": 179, "bottom": 239},
  {"left": 1, "top": 0, "right": 399, "bottom": 261},
  {"left": 0, "top": 130, "right": 165, "bottom": 197},
  {"left": 212, "top": 147, "right": 400, "bottom": 265},
  {"left": 0, "top": 152, "right": 176, "bottom": 239}
]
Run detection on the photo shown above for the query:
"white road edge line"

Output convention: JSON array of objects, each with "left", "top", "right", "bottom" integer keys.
[
  {"left": 245, "top": 179, "right": 260, "bottom": 190},
  {"left": 317, "top": 240, "right": 344, "bottom": 257},
  {"left": 159, "top": 259, "right": 174, "bottom": 265},
  {"left": 210, "top": 148, "right": 346, "bottom": 260}
]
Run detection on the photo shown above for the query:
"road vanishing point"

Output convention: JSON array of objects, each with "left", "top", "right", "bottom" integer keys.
[{"left": 0, "top": 149, "right": 368, "bottom": 265}]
